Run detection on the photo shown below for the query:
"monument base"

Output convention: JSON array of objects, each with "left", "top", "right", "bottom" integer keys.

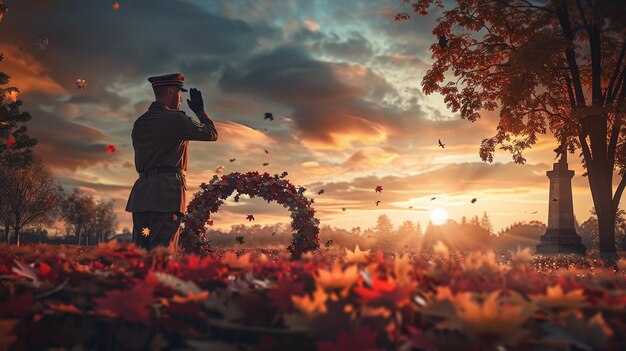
[{"left": 536, "top": 228, "right": 586, "bottom": 255}]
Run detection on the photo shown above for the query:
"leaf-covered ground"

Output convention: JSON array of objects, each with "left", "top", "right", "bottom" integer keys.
[{"left": 1, "top": 242, "right": 625, "bottom": 351}]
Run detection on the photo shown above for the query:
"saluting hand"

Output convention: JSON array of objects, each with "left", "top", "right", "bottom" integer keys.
[{"left": 187, "top": 88, "right": 204, "bottom": 113}]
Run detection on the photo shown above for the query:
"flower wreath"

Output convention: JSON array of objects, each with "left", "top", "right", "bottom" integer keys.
[{"left": 179, "top": 171, "right": 320, "bottom": 258}]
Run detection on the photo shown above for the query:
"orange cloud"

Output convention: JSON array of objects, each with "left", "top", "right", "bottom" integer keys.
[
  {"left": 300, "top": 112, "right": 389, "bottom": 150},
  {"left": 0, "top": 44, "right": 66, "bottom": 95},
  {"left": 343, "top": 146, "right": 401, "bottom": 170},
  {"left": 213, "top": 120, "right": 274, "bottom": 149}
]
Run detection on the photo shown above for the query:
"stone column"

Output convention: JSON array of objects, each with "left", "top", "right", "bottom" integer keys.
[{"left": 536, "top": 154, "right": 586, "bottom": 255}]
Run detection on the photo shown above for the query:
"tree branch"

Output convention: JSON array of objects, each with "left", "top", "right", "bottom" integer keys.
[{"left": 604, "top": 41, "right": 626, "bottom": 104}]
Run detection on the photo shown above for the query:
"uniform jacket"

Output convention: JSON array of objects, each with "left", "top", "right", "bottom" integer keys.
[{"left": 125, "top": 101, "right": 218, "bottom": 213}]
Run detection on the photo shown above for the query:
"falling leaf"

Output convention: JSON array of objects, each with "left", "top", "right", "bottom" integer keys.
[
  {"left": 375, "top": 185, "right": 383, "bottom": 193},
  {"left": 317, "top": 189, "right": 325, "bottom": 195},
  {"left": 264, "top": 149, "right": 269, "bottom": 154},
  {"left": 75, "top": 78, "right": 87, "bottom": 89},
  {"left": 215, "top": 165, "right": 225, "bottom": 173},
  {"left": 6, "top": 138, "right": 16, "bottom": 148},
  {"left": 324, "top": 239, "right": 333, "bottom": 248},
  {"left": 431, "top": 197, "right": 436, "bottom": 200},
  {"left": 105, "top": 144, "right": 116, "bottom": 154},
  {"left": 235, "top": 235, "right": 245, "bottom": 244},
  {"left": 262, "top": 162, "right": 269, "bottom": 166},
  {"left": 246, "top": 214, "right": 255, "bottom": 221},
  {"left": 264, "top": 112, "right": 273, "bottom": 121},
  {"left": 471, "top": 198, "right": 477, "bottom": 203},
  {"left": 229, "top": 158, "right": 236, "bottom": 162},
  {"left": 341, "top": 207, "right": 347, "bottom": 211},
  {"left": 142, "top": 227, "right": 150, "bottom": 237},
  {"left": 112, "top": 2, "right": 120, "bottom": 10},
  {"left": 375, "top": 200, "right": 381, "bottom": 206}
]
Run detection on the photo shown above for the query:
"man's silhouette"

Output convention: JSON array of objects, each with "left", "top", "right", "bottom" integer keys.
[{"left": 125, "top": 73, "right": 218, "bottom": 256}]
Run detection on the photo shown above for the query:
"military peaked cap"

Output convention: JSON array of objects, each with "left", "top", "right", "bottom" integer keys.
[{"left": 148, "top": 73, "right": 188, "bottom": 92}]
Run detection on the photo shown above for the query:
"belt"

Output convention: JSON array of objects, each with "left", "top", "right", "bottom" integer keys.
[{"left": 140, "top": 166, "right": 186, "bottom": 178}]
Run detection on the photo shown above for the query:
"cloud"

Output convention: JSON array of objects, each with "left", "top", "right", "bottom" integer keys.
[{"left": 343, "top": 146, "right": 402, "bottom": 170}]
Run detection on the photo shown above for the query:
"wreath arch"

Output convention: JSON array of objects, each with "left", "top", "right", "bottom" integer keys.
[{"left": 180, "top": 171, "right": 320, "bottom": 258}]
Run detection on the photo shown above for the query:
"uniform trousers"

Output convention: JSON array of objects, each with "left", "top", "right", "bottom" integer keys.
[{"left": 132, "top": 211, "right": 182, "bottom": 256}]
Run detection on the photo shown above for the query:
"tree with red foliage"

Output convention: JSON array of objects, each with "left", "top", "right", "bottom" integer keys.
[{"left": 401, "top": 0, "right": 626, "bottom": 254}]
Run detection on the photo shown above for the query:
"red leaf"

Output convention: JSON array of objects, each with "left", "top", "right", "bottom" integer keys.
[
  {"left": 375, "top": 185, "right": 383, "bottom": 193},
  {"left": 93, "top": 280, "right": 155, "bottom": 324},
  {"left": 354, "top": 278, "right": 412, "bottom": 308},
  {"left": 316, "top": 326, "right": 379, "bottom": 351},
  {"left": 6, "top": 138, "right": 16, "bottom": 148},
  {"left": 105, "top": 144, "right": 116, "bottom": 153},
  {"left": 246, "top": 214, "right": 255, "bottom": 221},
  {"left": 267, "top": 276, "right": 306, "bottom": 309}
]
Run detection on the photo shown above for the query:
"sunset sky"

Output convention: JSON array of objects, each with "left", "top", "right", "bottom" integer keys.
[{"left": 1, "top": 0, "right": 623, "bottom": 235}]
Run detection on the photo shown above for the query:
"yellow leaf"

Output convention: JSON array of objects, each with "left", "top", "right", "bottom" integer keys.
[
  {"left": 315, "top": 262, "right": 359, "bottom": 293},
  {"left": 142, "top": 227, "right": 150, "bottom": 237},
  {"left": 344, "top": 245, "right": 370, "bottom": 264},
  {"left": 291, "top": 286, "right": 328, "bottom": 317},
  {"left": 455, "top": 291, "right": 530, "bottom": 344}
]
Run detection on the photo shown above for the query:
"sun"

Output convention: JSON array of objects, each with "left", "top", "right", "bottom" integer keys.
[{"left": 430, "top": 208, "right": 448, "bottom": 225}]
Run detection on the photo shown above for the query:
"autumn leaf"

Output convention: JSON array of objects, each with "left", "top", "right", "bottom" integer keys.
[
  {"left": 246, "top": 214, "right": 255, "bottom": 221},
  {"left": 6, "top": 138, "right": 16, "bottom": 148},
  {"left": 215, "top": 165, "right": 225, "bottom": 173},
  {"left": 267, "top": 275, "right": 306, "bottom": 309},
  {"left": 344, "top": 245, "right": 370, "bottom": 264},
  {"left": 112, "top": 2, "right": 120, "bottom": 10},
  {"left": 375, "top": 185, "right": 383, "bottom": 193},
  {"left": 105, "top": 144, "right": 116, "bottom": 153},
  {"left": 315, "top": 262, "right": 359, "bottom": 294},
  {"left": 93, "top": 280, "right": 155, "bottom": 324},
  {"left": 354, "top": 278, "right": 412, "bottom": 309},
  {"left": 75, "top": 78, "right": 87, "bottom": 89},
  {"left": 530, "top": 284, "right": 587, "bottom": 312},
  {"left": 454, "top": 291, "right": 530, "bottom": 345},
  {"left": 291, "top": 286, "right": 328, "bottom": 317},
  {"left": 142, "top": 227, "right": 150, "bottom": 237}
]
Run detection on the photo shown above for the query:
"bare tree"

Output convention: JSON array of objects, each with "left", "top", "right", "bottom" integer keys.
[
  {"left": 59, "top": 189, "right": 97, "bottom": 245},
  {"left": 0, "top": 156, "right": 63, "bottom": 245},
  {"left": 84, "top": 199, "right": 118, "bottom": 244}
]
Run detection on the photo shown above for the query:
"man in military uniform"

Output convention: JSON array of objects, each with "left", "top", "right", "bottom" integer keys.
[{"left": 125, "top": 73, "right": 218, "bottom": 256}]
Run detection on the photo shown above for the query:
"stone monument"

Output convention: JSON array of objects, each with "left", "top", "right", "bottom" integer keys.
[{"left": 536, "top": 144, "right": 586, "bottom": 255}]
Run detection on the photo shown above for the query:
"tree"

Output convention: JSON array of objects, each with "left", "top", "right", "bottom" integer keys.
[
  {"left": 0, "top": 156, "right": 63, "bottom": 245},
  {"left": 580, "top": 207, "right": 626, "bottom": 250},
  {"left": 83, "top": 199, "right": 118, "bottom": 244},
  {"left": 480, "top": 211, "right": 493, "bottom": 234},
  {"left": 60, "top": 189, "right": 98, "bottom": 245},
  {"left": 0, "top": 53, "right": 39, "bottom": 242},
  {"left": 374, "top": 214, "right": 395, "bottom": 252},
  {"left": 403, "top": 1, "right": 626, "bottom": 254}
]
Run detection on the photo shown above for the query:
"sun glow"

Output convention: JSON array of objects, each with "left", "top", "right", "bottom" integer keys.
[{"left": 430, "top": 208, "right": 448, "bottom": 225}]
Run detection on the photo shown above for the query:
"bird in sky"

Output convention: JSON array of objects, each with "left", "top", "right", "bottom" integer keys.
[
  {"left": 264, "top": 112, "right": 274, "bottom": 121},
  {"left": 531, "top": 211, "right": 538, "bottom": 214},
  {"left": 431, "top": 197, "right": 436, "bottom": 201},
  {"left": 318, "top": 189, "right": 325, "bottom": 195},
  {"left": 375, "top": 200, "right": 381, "bottom": 206},
  {"left": 229, "top": 158, "right": 236, "bottom": 163},
  {"left": 438, "top": 139, "right": 445, "bottom": 148}
]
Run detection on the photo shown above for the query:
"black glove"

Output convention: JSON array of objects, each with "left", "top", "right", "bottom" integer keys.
[{"left": 186, "top": 88, "right": 204, "bottom": 113}]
